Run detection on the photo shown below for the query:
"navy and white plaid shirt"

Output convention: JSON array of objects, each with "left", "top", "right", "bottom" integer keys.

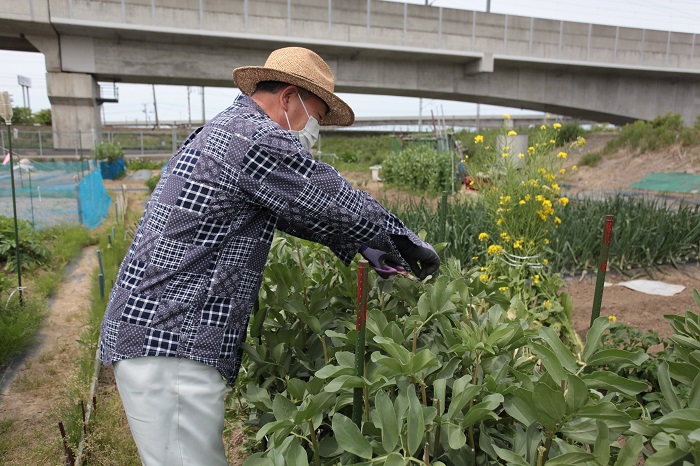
[{"left": 99, "top": 94, "right": 421, "bottom": 384}]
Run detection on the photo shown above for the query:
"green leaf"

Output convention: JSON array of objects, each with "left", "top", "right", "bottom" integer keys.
[
  {"left": 406, "top": 386, "right": 424, "bottom": 456},
  {"left": 434, "top": 378, "right": 446, "bottom": 416},
  {"left": 287, "top": 378, "right": 306, "bottom": 401},
  {"left": 331, "top": 413, "right": 372, "bottom": 459},
  {"left": 586, "top": 349, "right": 649, "bottom": 367},
  {"left": 492, "top": 444, "right": 530, "bottom": 466},
  {"left": 538, "top": 327, "right": 578, "bottom": 373},
  {"left": 583, "top": 317, "right": 610, "bottom": 362},
  {"left": 315, "top": 365, "right": 354, "bottom": 380},
  {"left": 667, "top": 360, "right": 700, "bottom": 386},
  {"left": 564, "top": 374, "right": 589, "bottom": 413},
  {"left": 531, "top": 342, "right": 566, "bottom": 384},
  {"left": 690, "top": 373, "right": 700, "bottom": 409},
  {"left": 324, "top": 375, "right": 365, "bottom": 393},
  {"left": 255, "top": 419, "right": 294, "bottom": 441},
  {"left": 594, "top": 420, "right": 610, "bottom": 466},
  {"left": 575, "top": 401, "right": 631, "bottom": 422},
  {"left": 654, "top": 409, "right": 700, "bottom": 433},
  {"left": 581, "top": 371, "right": 648, "bottom": 397},
  {"left": 384, "top": 452, "right": 408, "bottom": 466},
  {"left": 645, "top": 447, "right": 691, "bottom": 466},
  {"left": 462, "top": 394, "right": 503, "bottom": 427},
  {"left": 447, "top": 423, "right": 467, "bottom": 450},
  {"left": 285, "top": 440, "right": 310, "bottom": 466},
  {"left": 242, "top": 456, "right": 274, "bottom": 466},
  {"left": 544, "top": 451, "right": 597, "bottom": 465},
  {"left": 504, "top": 389, "right": 538, "bottom": 426},
  {"left": 409, "top": 349, "right": 440, "bottom": 374},
  {"left": 533, "top": 383, "right": 565, "bottom": 431},
  {"left": 272, "top": 395, "right": 297, "bottom": 422},
  {"left": 376, "top": 390, "right": 399, "bottom": 453},
  {"left": 613, "top": 434, "right": 644, "bottom": 466},
  {"left": 658, "top": 361, "right": 682, "bottom": 411}
]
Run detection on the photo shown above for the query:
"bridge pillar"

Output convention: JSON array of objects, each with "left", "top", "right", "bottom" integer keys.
[{"left": 46, "top": 72, "right": 101, "bottom": 150}]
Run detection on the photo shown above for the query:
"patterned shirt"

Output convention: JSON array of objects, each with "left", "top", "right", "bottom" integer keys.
[{"left": 98, "top": 94, "right": 420, "bottom": 385}]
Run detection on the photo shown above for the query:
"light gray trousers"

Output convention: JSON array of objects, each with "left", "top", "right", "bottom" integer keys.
[{"left": 113, "top": 357, "right": 228, "bottom": 466}]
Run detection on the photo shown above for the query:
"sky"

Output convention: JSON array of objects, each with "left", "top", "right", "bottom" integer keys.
[{"left": 1, "top": 0, "right": 699, "bottom": 125}]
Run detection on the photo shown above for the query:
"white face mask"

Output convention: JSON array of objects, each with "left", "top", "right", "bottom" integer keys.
[{"left": 284, "top": 93, "right": 320, "bottom": 151}]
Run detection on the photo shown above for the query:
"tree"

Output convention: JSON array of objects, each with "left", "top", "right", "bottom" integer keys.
[
  {"left": 10, "top": 107, "right": 34, "bottom": 125},
  {"left": 33, "top": 109, "right": 51, "bottom": 126}
]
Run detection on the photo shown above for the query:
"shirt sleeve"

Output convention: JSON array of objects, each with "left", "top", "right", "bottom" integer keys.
[{"left": 234, "top": 127, "right": 421, "bottom": 266}]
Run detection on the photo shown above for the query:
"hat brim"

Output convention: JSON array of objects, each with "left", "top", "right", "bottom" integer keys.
[{"left": 233, "top": 66, "right": 355, "bottom": 127}]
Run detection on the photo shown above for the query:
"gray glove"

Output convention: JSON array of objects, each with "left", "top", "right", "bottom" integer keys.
[
  {"left": 359, "top": 246, "right": 404, "bottom": 279},
  {"left": 390, "top": 236, "right": 440, "bottom": 280}
]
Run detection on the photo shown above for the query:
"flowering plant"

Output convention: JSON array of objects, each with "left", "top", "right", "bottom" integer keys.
[{"left": 467, "top": 116, "right": 585, "bottom": 345}]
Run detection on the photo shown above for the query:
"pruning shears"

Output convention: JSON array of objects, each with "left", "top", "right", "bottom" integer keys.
[{"left": 359, "top": 246, "right": 419, "bottom": 281}]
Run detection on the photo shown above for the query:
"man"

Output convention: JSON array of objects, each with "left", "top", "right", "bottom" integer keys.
[{"left": 99, "top": 47, "right": 440, "bottom": 465}]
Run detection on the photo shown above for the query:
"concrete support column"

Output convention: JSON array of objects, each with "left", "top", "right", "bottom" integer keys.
[{"left": 47, "top": 72, "right": 101, "bottom": 150}]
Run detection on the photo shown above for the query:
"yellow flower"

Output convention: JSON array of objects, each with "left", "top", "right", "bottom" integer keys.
[
  {"left": 558, "top": 197, "right": 569, "bottom": 206},
  {"left": 549, "top": 139, "right": 556, "bottom": 144},
  {"left": 503, "top": 113, "right": 511, "bottom": 120},
  {"left": 471, "top": 256, "right": 479, "bottom": 261},
  {"left": 553, "top": 123, "right": 562, "bottom": 129},
  {"left": 474, "top": 134, "right": 484, "bottom": 143},
  {"left": 557, "top": 151, "right": 568, "bottom": 159},
  {"left": 525, "top": 194, "right": 531, "bottom": 201},
  {"left": 527, "top": 146, "right": 535, "bottom": 154},
  {"left": 518, "top": 153, "right": 525, "bottom": 159},
  {"left": 559, "top": 168, "right": 566, "bottom": 175},
  {"left": 500, "top": 232, "right": 511, "bottom": 242},
  {"left": 502, "top": 152, "right": 509, "bottom": 158},
  {"left": 577, "top": 136, "right": 586, "bottom": 147},
  {"left": 535, "top": 194, "right": 545, "bottom": 202},
  {"left": 480, "top": 266, "right": 487, "bottom": 271},
  {"left": 540, "top": 124, "right": 547, "bottom": 130},
  {"left": 499, "top": 286, "right": 508, "bottom": 291},
  {"left": 544, "top": 238, "right": 550, "bottom": 245},
  {"left": 543, "top": 258, "right": 549, "bottom": 264},
  {"left": 496, "top": 218, "right": 504, "bottom": 226},
  {"left": 533, "top": 274, "right": 541, "bottom": 285},
  {"left": 480, "top": 274, "right": 489, "bottom": 283},
  {"left": 544, "top": 300, "right": 552, "bottom": 309},
  {"left": 552, "top": 183, "right": 560, "bottom": 191},
  {"left": 507, "top": 130, "right": 517, "bottom": 136},
  {"left": 488, "top": 244, "right": 503, "bottom": 255},
  {"left": 478, "top": 232, "right": 489, "bottom": 241},
  {"left": 519, "top": 200, "right": 526, "bottom": 205},
  {"left": 572, "top": 165, "right": 578, "bottom": 171},
  {"left": 608, "top": 315, "right": 617, "bottom": 323},
  {"left": 513, "top": 240, "right": 523, "bottom": 249},
  {"left": 554, "top": 216, "right": 562, "bottom": 224}
]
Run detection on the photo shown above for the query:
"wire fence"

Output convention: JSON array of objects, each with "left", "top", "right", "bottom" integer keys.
[{"left": 0, "top": 160, "right": 112, "bottom": 230}]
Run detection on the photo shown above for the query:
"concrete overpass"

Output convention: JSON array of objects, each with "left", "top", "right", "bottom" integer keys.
[{"left": 1, "top": 0, "right": 699, "bottom": 148}]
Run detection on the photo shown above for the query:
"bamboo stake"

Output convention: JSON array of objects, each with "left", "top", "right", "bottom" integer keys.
[
  {"left": 590, "top": 215, "right": 615, "bottom": 327},
  {"left": 352, "top": 260, "right": 369, "bottom": 428}
]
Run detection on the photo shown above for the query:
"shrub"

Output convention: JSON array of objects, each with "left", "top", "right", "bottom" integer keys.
[
  {"left": 382, "top": 145, "right": 453, "bottom": 194},
  {"left": 0, "top": 216, "right": 50, "bottom": 271},
  {"left": 93, "top": 141, "right": 124, "bottom": 163},
  {"left": 145, "top": 174, "right": 161, "bottom": 193}
]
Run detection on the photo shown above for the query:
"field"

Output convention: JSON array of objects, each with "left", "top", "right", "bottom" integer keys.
[{"left": 1, "top": 121, "right": 700, "bottom": 465}]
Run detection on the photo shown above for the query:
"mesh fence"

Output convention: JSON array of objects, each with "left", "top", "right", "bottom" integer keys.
[{"left": 0, "top": 160, "right": 112, "bottom": 230}]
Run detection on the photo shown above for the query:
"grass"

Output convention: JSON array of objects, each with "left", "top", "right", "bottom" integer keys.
[
  {"left": 0, "top": 224, "right": 94, "bottom": 368},
  {"left": 579, "top": 151, "right": 602, "bottom": 166}
]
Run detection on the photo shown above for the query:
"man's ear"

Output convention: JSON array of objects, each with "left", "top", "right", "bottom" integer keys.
[{"left": 279, "top": 85, "right": 298, "bottom": 112}]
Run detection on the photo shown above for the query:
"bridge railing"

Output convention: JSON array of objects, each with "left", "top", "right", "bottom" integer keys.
[{"left": 12, "top": 0, "right": 692, "bottom": 71}]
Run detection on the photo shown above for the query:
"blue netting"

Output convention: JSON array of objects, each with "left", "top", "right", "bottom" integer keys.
[
  {"left": 100, "top": 159, "right": 126, "bottom": 180},
  {"left": 0, "top": 160, "right": 111, "bottom": 229}
]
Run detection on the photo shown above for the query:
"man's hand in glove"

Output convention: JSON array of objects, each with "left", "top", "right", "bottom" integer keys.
[
  {"left": 390, "top": 236, "right": 441, "bottom": 280},
  {"left": 359, "top": 246, "right": 404, "bottom": 279}
]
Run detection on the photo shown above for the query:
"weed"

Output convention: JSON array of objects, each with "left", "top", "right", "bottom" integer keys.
[{"left": 579, "top": 151, "right": 602, "bottom": 166}]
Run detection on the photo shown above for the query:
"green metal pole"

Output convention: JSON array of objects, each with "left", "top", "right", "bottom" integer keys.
[
  {"left": 28, "top": 168, "right": 34, "bottom": 227},
  {"left": 590, "top": 215, "right": 615, "bottom": 327},
  {"left": 352, "top": 260, "right": 369, "bottom": 428},
  {"left": 6, "top": 124, "right": 23, "bottom": 305}
]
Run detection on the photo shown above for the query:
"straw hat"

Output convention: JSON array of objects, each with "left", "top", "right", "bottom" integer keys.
[{"left": 233, "top": 47, "right": 354, "bottom": 127}]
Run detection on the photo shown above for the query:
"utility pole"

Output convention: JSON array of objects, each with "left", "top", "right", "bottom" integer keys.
[
  {"left": 187, "top": 86, "right": 192, "bottom": 128},
  {"left": 486, "top": 0, "right": 491, "bottom": 13},
  {"left": 143, "top": 103, "right": 149, "bottom": 126},
  {"left": 201, "top": 86, "right": 205, "bottom": 124},
  {"left": 152, "top": 84, "right": 159, "bottom": 128}
]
